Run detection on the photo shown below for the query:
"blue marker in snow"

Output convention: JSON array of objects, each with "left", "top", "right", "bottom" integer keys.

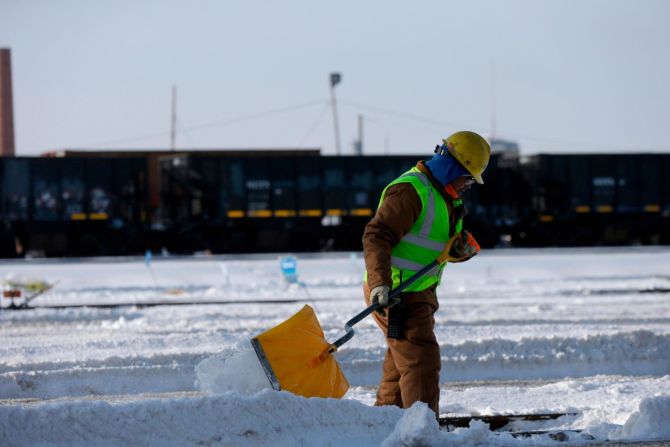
[
  {"left": 279, "top": 256, "right": 298, "bottom": 284},
  {"left": 145, "top": 250, "right": 152, "bottom": 267}
]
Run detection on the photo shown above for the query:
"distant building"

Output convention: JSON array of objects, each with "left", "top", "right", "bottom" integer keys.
[{"left": 489, "top": 138, "right": 520, "bottom": 168}]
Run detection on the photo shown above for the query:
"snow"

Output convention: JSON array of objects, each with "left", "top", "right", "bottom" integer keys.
[
  {"left": 195, "top": 343, "right": 270, "bottom": 395},
  {"left": 0, "top": 389, "right": 400, "bottom": 447},
  {"left": 382, "top": 402, "right": 442, "bottom": 447},
  {"left": 382, "top": 403, "right": 522, "bottom": 447},
  {"left": 1, "top": 247, "right": 670, "bottom": 446},
  {"left": 621, "top": 395, "right": 670, "bottom": 440}
]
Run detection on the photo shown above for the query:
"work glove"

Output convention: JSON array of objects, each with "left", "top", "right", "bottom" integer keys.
[
  {"left": 444, "top": 230, "right": 481, "bottom": 263},
  {"left": 370, "top": 285, "right": 400, "bottom": 315}
]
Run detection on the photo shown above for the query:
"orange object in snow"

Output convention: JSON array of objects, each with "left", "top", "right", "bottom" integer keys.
[{"left": 251, "top": 305, "right": 349, "bottom": 399}]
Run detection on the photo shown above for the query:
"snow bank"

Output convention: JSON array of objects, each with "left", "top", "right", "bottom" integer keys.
[
  {"left": 195, "top": 343, "right": 270, "bottom": 395},
  {"left": 6, "top": 390, "right": 670, "bottom": 447},
  {"left": 342, "top": 330, "right": 670, "bottom": 385},
  {"left": 622, "top": 395, "right": 670, "bottom": 440},
  {"left": 439, "top": 329, "right": 670, "bottom": 380},
  {"left": 0, "top": 392, "right": 570, "bottom": 447},
  {"left": 4, "top": 328, "right": 668, "bottom": 401},
  {"left": 0, "top": 390, "right": 400, "bottom": 447},
  {"left": 0, "top": 352, "right": 204, "bottom": 399}
]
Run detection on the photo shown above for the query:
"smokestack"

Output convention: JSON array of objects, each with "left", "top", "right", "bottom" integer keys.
[{"left": 0, "top": 48, "right": 16, "bottom": 157}]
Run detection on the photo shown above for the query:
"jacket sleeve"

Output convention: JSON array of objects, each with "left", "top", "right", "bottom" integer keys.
[{"left": 363, "top": 183, "right": 422, "bottom": 290}]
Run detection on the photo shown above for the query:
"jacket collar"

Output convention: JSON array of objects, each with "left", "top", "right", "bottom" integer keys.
[{"left": 416, "top": 161, "right": 460, "bottom": 201}]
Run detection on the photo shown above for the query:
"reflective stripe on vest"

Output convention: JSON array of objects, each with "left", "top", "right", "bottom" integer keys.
[
  {"left": 390, "top": 256, "right": 441, "bottom": 275},
  {"left": 400, "top": 233, "right": 445, "bottom": 252},
  {"left": 399, "top": 172, "right": 435, "bottom": 239}
]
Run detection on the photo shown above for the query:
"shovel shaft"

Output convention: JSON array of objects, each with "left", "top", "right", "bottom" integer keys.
[{"left": 330, "top": 260, "right": 439, "bottom": 350}]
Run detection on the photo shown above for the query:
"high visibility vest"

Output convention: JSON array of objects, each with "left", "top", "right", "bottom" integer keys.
[{"left": 368, "top": 167, "right": 463, "bottom": 292}]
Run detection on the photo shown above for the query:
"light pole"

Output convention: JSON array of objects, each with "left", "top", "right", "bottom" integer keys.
[{"left": 330, "top": 73, "right": 342, "bottom": 155}]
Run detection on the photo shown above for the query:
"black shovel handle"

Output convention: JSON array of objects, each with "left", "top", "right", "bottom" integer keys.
[{"left": 330, "top": 259, "right": 440, "bottom": 350}]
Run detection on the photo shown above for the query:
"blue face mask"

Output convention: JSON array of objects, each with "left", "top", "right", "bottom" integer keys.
[{"left": 425, "top": 145, "right": 469, "bottom": 187}]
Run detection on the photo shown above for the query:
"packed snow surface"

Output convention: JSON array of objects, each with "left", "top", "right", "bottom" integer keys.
[{"left": 1, "top": 247, "right": 670, "bottom": 446}]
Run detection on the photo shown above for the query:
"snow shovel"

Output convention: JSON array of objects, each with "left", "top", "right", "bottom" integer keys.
[{"left": 250, "top": 232, "right": 478, "bottom": 399}]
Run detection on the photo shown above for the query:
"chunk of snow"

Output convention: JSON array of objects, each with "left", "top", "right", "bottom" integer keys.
[
  {"left": 382, "top": 402, "right": 441, "bottom": 447},
  {"left": 446, "top": 419, "right": 502, "bottom": 445},
  {"left": 382, "top": 403, "right": 503, "bottom": 447},
  {"left": 622, "top": 395, "right": 670, "bottom": 440},
  {"left": 195, "top": 342, "right": 270, "bottom": 395}
]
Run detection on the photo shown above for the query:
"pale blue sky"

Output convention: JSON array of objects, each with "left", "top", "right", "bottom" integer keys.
[{"left": 1, "top": 0, "right": 669, "bottom": 155}]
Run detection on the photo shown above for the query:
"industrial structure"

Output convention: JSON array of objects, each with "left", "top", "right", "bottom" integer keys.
[{"left": 0, "top": 48, "right": 15, "bottom": 157}]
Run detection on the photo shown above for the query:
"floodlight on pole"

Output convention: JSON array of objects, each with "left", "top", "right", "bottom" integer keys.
[{"left": 330, "top": 72, "right": 342, "bottom": 155}]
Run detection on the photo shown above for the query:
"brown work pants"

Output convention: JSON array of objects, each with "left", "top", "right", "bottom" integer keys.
[{"left": 364, "top": 283, "right": 441, "bottom": 416}]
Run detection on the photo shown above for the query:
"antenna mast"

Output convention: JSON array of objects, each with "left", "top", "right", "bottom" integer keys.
[
  {"left": 490, "top": 63, "right": 497, "bottom": 139},
  {"left": 170, "top": 85, "right": 177, "bottom": 150},
  {"left": 330, "top": 73, "right": 342, "bottom": 155}
]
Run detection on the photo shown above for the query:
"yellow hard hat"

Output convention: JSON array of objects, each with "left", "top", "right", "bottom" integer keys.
[{"left": 443, "top": 131, "right": 491, "bottom": 184}]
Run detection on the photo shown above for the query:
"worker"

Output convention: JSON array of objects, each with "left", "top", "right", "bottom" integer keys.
[{"left": 362, "top": 130, "right": 490, "bottom": 416}]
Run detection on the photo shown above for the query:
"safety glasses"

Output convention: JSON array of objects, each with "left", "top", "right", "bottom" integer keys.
[{"left": 463, "top": 176, "right": 476, "bottom": 186}]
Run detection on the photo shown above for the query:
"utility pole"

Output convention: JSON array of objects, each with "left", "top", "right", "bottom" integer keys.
[
  {"left": 329, "top": 73, "right": 341, "bottom": 155},
  {"left": 354, "top": 114, "right": 363, "bottom": 155},
  {"left": 170, "top": 85, "right": 177, "bottom": 150}
]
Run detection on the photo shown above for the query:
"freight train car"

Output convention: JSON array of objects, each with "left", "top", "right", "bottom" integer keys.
[
  {"left": 0, "top": 156, "right": 150, "bottom": 257},
  {"left": 157, "top": 153, "right": 418, "bottom": 253},
  {"left": 156, "top": 151, "right": 528, "bottom": 253},
  {"left": 1, "top": 151, "right": 669, "bottom": 257},
  {"left": 519, "top": 153, "right": 670, "bottom": 246}
]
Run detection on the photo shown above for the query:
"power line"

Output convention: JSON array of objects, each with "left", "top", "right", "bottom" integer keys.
[
  {"left": 66, "top": 96, "right": 667, "bottom": 153},
  {"left": 297, "top": 103, "right": 331, "bottom": 148},
  {"left": 72, "top": 99, "right": 328, "bottom": 148},
  {"left": 495, "top": 131, "right": 669, "bottom": 152},
  {"left": 339, "top": 98, "right": 470, "bottom": 130},
  {"left": 176, "top": 118, "right": 199, "bottom": 150},
  {"left": 179, "top": 99, "right": 328, "bottom": 133},
  {"left": 340, "top": 98, "right": 668, "bottom": 152},
  {"left": 74, "top": 130, "right": 171, "bottom": 148}
]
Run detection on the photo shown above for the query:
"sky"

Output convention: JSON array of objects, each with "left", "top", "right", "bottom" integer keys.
[{"left": 1, "top": 0, "right": 669, "bottom": 156}]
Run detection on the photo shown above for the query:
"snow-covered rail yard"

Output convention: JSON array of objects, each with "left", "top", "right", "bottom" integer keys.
[{"left": 1, "top": 247, "right": 669, "bottom": 446}]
